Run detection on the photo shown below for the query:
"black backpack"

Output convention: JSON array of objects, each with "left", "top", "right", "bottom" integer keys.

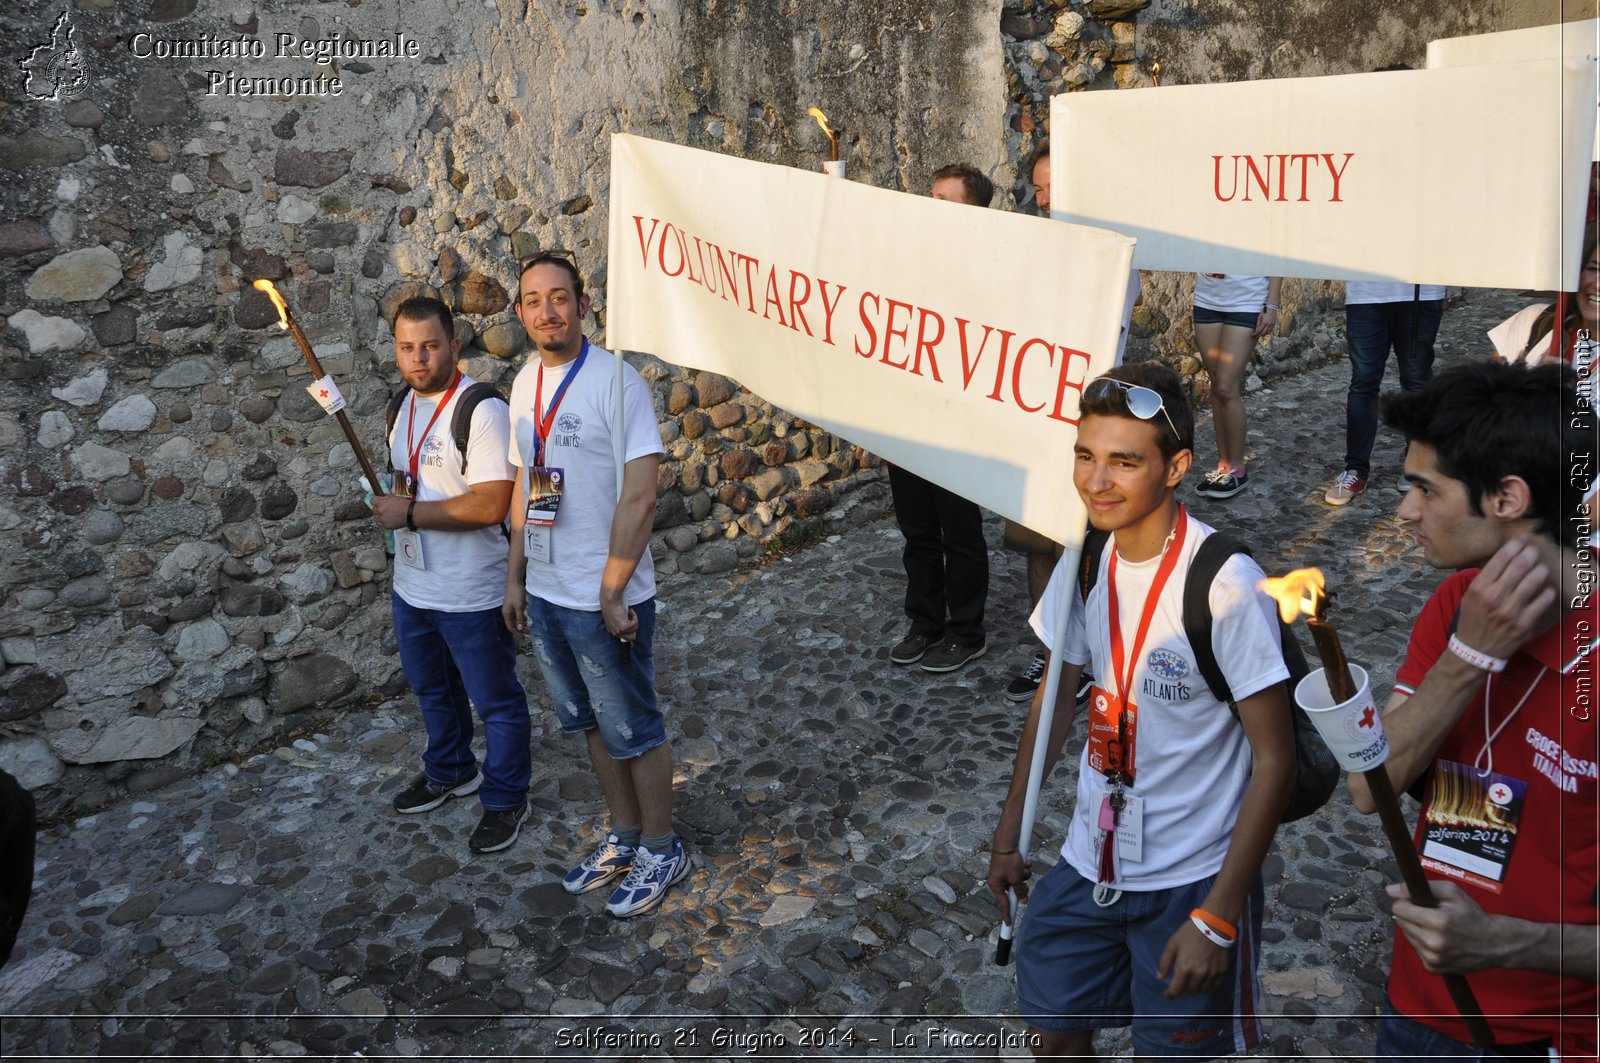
[
  {"left": 1078, "top": 526, "right": 1339, "bottom": 823},
  {"left": 385, "top": 382, "right": 511, "bottom": 538}
]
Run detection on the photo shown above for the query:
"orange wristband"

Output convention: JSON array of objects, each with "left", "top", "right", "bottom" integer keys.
[{"left": 1189, "top": 907, "right": 1237, "bottom": 948}]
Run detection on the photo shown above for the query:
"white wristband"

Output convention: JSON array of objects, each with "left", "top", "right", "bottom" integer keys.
[
  {"left": 1448, "top": 633, "right": 1507, "bottom": 673},
  {"left": 1190, "top": 913, "right": 1237, "bottom": 949}
]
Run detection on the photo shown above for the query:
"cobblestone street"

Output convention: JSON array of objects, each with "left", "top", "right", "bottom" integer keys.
[{"left": 1, "top": 285, "right": 1539, "bottom": 1060}]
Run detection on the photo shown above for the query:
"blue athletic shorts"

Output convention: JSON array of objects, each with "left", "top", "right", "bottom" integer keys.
[{"left": 1015, "top": 860, "right": 1265, "bottom": 1058}]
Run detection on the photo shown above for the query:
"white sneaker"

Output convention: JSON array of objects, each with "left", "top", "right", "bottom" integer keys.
[{"left": 1323, "top": 470, "right": 1367, "bottom": 507}]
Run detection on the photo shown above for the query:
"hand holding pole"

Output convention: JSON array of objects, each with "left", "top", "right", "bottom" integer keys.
[{"left": 252, "top": 280, "right": 386, "bottom": 497}]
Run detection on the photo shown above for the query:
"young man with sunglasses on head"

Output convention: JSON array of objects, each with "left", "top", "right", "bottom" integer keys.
[
  {"left": 987, "top": 361, "right": 1293, "bottom": 1060},
  {"left": 501, "top": 253, "right": 689, "bottom": 918},
  {"left": 1348, "top": 362, "right": 1597, "bottom": 1061}
]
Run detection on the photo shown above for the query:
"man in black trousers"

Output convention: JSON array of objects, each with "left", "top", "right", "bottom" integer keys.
[{"left": 886, "top": 165, "right": 994, "bottom": 674}]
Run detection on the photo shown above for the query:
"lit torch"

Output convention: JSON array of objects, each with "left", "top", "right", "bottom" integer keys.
[
  {"left": 807, "top": 106, "right": 844, "bottom": 178},
  {"left": 1261, "top": 568, "right": 1493, "bottom": 1047},
  {"left": 252, "top": 279, "right": 386, "bottom": 497}
]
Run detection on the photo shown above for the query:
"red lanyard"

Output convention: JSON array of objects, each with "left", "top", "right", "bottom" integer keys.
[
  {"left": 532, "top": 339, "right": 588, "bottom": 464},
  {"left": 406, "top": 371, "right": 462, "bottom": 484},
  {"left": 1106, "top": 506, "right": 1189, "bottom": 707}
]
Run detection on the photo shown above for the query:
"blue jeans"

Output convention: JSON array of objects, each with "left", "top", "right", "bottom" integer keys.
[
  {"left": 524, "top": 595, "right": 665, "bottom": 760},
  {"left": 1376, "top": 999, "right": 1550, "bottom": 1061},
  {"left": 1344, "top": 298, "right": 1444, "bottom": 476},
  {"left": 391, "top": 594, "right": 531, "bottom": 811}
]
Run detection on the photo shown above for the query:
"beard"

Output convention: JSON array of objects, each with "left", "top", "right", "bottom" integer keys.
[{"left": 404, "top": 361, "right": 457, "bottom": 394}]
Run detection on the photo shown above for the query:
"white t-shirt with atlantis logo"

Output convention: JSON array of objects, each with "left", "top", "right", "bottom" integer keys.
[
  {"left": 387, "top": 374, "right": 516, "bottom": 613},
  {"left": 506, "top": 344, "right": 663, "bottom": 611},
  {"left": 1030, "top": 515, "right": 1289, "bottom": 890}
]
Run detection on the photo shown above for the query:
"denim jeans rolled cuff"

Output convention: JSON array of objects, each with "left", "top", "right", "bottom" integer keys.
[
  {"left": 524, "top": 594, "right": 666, "bottom": 760},
  {"left": 1375, "top": 998, "right": 1550, "bottom": 1061},
  {"left": 391, "top": 594, "right": 532, "bottom": 811},
  {"left": 1343, "top": 299, "right": 1445, "bottom": 476}
]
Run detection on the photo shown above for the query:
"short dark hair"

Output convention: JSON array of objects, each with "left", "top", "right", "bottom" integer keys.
[
  {"left": 517, "top": 251, "right": 585, "bottom": 303},
  {"left": 1027, "top": 139, "right": 1050, "bottom": 175},
  {"left": 394, "top": 295, "right": 454, "bottom": 339},
  {"left": 1079, "top": 360, "right": 1195, "bottom": 461},
  {"left": 1381, "top": 361, "right": 1594, "bottom": 549},
  {"left": 931, "top": 164, "right": 994, "bottom": 207}
]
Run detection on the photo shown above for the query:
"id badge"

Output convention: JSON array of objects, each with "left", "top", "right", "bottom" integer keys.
[
  {"left": 1418, "top": 760, "right": 1525, "bottom": 893},
  {"left": 526, "top": 466, "right": 563, "bottom": 527},
  {"left": 394, "top": 528, "right": 425, "bottom": 571},
  {"left": 393, "top": 469, "right": 416, "bottom": 499},
  {"left": 1085, "top": 685, "right": 1138, "bottom": 785},
  {"left": 1115, "top": 793, "right": 1144, "bottom": 863},
  {"left": 524, "top": 523, "right": 552, "bottom": 564}
]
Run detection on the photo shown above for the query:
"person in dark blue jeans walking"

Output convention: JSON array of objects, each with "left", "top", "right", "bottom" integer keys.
[
  {"left": 371, "top": 297, "right": 531, "bottom": 855},
  {"left": 1324, "top": 281, "right": 1446, "bottom": 506}
]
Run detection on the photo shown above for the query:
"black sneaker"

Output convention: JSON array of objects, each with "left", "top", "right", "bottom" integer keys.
[
  {"left": 890, "top": 632, "right": 939, "bottom": 665},
  {"left": 920, "top": 638, "right": 987, "bottom": 673},
  {"left": 393, "top": 771, "right": 481, "bottom": 814},
  {"left": 468, "top": 803, "right": 530, "bottom": 854},
  {"left": 1076, "top": 668, "right": 1096, "bottom": 706},
  {"left": 1194, "top": 467, "right": 1247, "bottom": 499},
  {"left": 1004, "top": 653, "right": 1046, "bottom": 702}
]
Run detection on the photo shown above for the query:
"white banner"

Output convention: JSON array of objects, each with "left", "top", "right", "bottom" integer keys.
[
  {"left": 606, "top": 134, "right": 1135, "bottom": 545},
  {"left": 1049, "top": 59, "right": 1597, "bottom": 289},
  {"left": 1428, "top": 18, "right": 1599, "bottom": 161},
  {"left": 1428, "top": 19, "right": 1598, "bottom": 67}
]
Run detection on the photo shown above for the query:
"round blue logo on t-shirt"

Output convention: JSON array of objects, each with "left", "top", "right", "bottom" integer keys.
[{"left": 1147, "top": 648, "right": 1189, "bottom": 680}]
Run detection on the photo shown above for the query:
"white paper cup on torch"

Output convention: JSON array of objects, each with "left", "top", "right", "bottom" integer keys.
[
  {"left": 1294, "top": 664, "right": 1389, "bottom": 773},
  {"left": 822, "top": 160, "right": 846, "bottom": 179}
]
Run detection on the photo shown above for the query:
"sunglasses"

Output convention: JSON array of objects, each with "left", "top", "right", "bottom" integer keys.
[
  {"left": 518, "top": 248, "right": 579, "bottom": 273},
  {"left": 1083, "top": 377, "right": 1182, "bottom": 445}
]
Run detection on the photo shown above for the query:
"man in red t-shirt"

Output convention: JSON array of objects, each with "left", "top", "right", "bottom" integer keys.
[{"left": 1349, "top": 361, "right": 1599, "bottom": 1060}]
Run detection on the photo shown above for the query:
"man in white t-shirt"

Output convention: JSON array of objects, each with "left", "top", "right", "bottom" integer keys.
[
  {"left": 501, "top": 253, "right": 687, "bottom": 919},
  {"left": 1324, "top": 281, "right": 1446, "bottom": 506},
  {"left": 986, "top": 361, "right": 1293, "bottom": 1060},
  {"left": 371, "top": 297, "right": 530, "bottom": 855}
]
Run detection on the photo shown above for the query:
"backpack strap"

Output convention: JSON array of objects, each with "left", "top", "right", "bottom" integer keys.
[
  {"left": 450, "top": 382, "right": 511, "bottom": 540},
  {"left": 1183, "top": 532, "right": 1315, "bottom": 711},
  {"left": 1182, "top": 532, "right": 1249, "bottom": 705},
  {"left": 1077, "top": 526, "right": 1112, "bottom": 603},
  {"left": 448, "top": 382, "right": 506, "bottom": 474},
  {"left": 385, "top": 386, "right": 410, "bottom": 452}
]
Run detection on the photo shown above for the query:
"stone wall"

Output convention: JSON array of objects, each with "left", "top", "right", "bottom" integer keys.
[{"left": 0, "top": 0, "right": 1546, "bottom": 798}]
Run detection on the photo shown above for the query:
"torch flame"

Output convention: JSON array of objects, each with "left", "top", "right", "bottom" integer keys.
[
  {"left": 1259, "top": 567, "right": 1326, "bottom": 624},
  {"left": 806, "top": 107, "right": 835, "bottom": 138},
  {"left": 252, "top": 278, "right": 290, "bottom": 331}
]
